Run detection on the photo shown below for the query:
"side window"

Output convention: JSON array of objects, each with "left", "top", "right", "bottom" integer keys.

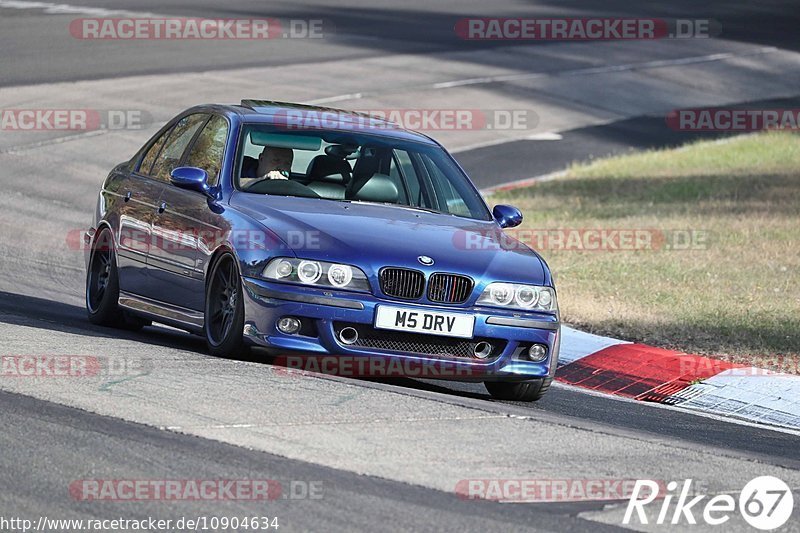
[
  {"left": 387, "top": 152, "right": 409, "bottom": 204},
  {"left": 420, "top": 154, "right": 471, "bottom": 217},
  {"left": 392, "top": 150, "right": 430, "bottom": 208},
  {"left": 150, "top": 114, "right": 208, "bottom": 183},
  {"left": 138, "top": 127, "right": 172, "bottom": 175},
  {"left": 185, "top": 115, "right": 229, "bottom": 186}
]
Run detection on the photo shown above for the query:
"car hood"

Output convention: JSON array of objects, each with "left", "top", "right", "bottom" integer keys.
[{"left": 230, "top": 193, "right": 549, "bottom": 286}]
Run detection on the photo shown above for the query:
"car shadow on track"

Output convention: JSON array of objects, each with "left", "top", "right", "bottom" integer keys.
[
  {"left": 0, "top": 290, "right": 497, "bottom": 402},
  {"left": 0, "top": 290, "right": 207, "bottom": 353}
]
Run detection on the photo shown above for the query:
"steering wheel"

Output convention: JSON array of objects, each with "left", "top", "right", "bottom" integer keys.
[
  {"left": 241, "top": 177, "right": 321, "bottom": 198},
  {"left": 241, "top": 177, "right": 271, "bottom": 192}
]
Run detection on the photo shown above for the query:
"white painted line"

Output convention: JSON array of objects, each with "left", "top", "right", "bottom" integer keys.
[
  {"left": 304, "top": 47, "right": 778, "bottom": 108},
  {"left": 0, "top": 0, "right": 164, "bottom": 17},
  {"left": 526, "top": 132, "right": 563, "bottom": 141},
  {"left": 452, "top": 132, "right": 562, "bottom": 155},
  {"left": 308, "top": 93, "right": 365, "bottom": 105},
  {"left": 164, "top": 423, "right": 257, "bottom": 430},
  {"left": 165, "top": 414, "right": 507, "bottom": 431},
  {"left": 0, "top": 129, "right": 108, "bottom": 155},
  {"left": 431, "top": 47, "right": 778, "bottom": 90}
]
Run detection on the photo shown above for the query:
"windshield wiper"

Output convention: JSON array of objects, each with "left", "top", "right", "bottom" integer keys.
[{"left": 351, "top": 201, "right": 451, "bottom": 216}]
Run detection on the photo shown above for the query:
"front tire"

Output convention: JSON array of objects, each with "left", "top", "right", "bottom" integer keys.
[
  {"left": 86, "top": 228, "right": 147, "bottom": 331},
  {"left": 484, "top": 377, "right": 552, "bottom": 402},
  {"left": 204, "top": 253, "right": 248, "bottom": 358}
]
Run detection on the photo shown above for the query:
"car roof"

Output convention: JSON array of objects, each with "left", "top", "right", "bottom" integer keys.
[{"left": 187, "top": 100, "right": 439, "bottom": 145}]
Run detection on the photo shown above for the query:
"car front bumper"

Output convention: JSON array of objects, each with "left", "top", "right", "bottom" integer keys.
[{"left": 241, "top": 277, "right": 560, "bottom": 382}]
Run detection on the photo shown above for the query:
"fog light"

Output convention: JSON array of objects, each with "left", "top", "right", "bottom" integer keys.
[
  {"left": 277, "top": 317, "right": 301, "bottom": 334},
  {"left": 528, "top": 344, "right": 548, "bottom": 362}
]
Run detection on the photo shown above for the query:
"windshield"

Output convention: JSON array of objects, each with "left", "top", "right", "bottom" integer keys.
[{"left": 235, "top": 124, "right": 491, "bottom": 220}]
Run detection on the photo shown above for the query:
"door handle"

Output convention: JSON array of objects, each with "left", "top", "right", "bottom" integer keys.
[
  {"left": 157, "top": 202, "right": 167, "bottom": 214},
  {"left": 123, "top": 191, "right": 131, "bottom": 202}
]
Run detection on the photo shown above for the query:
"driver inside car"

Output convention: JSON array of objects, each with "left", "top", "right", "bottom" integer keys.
[{"left": 241, "top": 146, "right": 293, "bottom": 187}]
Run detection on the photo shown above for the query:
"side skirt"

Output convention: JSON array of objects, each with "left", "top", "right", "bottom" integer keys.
[{"left": 119, "top": 291, "right": 204, "bottom": 334}]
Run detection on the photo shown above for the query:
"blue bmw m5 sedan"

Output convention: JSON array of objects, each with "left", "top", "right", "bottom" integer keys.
[{"left": 85, "top": 100, "right": 560, "bottom": 401}]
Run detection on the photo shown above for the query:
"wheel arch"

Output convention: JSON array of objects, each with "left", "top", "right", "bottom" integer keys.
[
  {"left": 205, "top": 244, "right": 243, "bottom": 291},
  {"left": 88, "top": 221, "right": 118, "bottom": 266}
]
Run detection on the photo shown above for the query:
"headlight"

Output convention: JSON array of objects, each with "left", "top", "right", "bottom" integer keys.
[
  {"left": 262, "top": 257, "right": 370, "bottom": 292},
  {"left": 477, "top": 282, "right": 557, "bottom": 312},
  {"left": 274, "top": 259, "right": 293, "bottom": 279},
  {"left": 297, "top": 260, "right": 322, "bottom": 284},
  {"left": 489, "top": 283, "right": 514, "bottom": 305},
  {"left": 327, "top": 264, "right": 353, "bottom": 287}
]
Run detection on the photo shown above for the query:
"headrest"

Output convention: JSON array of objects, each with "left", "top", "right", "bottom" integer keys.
[
  {"left": 353, "top": 173, "right": 398, "bottom": 203},
  {"left": 306, "top": 155, "right": 351, "bottom": 184},
  {"left": 352, "top": 153, "right": 381, "bottom": 180}
]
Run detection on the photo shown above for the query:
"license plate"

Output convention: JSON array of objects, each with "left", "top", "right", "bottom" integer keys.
[{"left": 374, "top": 305, "right": 474, "bottom": 338}]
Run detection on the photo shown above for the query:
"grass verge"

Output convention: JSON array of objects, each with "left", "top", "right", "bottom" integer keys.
[{"left": 494, "top": 132, "right": 800, "bottom": 370}]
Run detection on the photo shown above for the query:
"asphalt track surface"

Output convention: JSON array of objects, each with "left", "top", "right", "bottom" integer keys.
[
  {"left": 1, "top": 1, "right": 799, "bottom": 531},
  {"left": 1, "top": 0, "right": 798, "bottom": 87}
]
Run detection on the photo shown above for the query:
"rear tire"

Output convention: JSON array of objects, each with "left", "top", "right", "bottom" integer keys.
[
  {"left": 204, "top": 253, "right": 249, "bottom": 359},
  {"left": 86, "top": 228, "right": 147, "bottom": 331},
  {"left": 484, "top": 377, "right": 552, "bottom": 402}
]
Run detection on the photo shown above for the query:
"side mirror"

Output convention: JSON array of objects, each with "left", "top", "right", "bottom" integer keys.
[
  {"left": 170, "top": 167, "right": 214, "bottom": 199},
  {"left": 492, "top": 204, "right": 523, "bottom": 228}
]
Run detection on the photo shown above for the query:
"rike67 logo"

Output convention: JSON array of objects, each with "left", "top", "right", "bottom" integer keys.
[{"left": 625, "top": 476, "right": 794, "bottom": 530}]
